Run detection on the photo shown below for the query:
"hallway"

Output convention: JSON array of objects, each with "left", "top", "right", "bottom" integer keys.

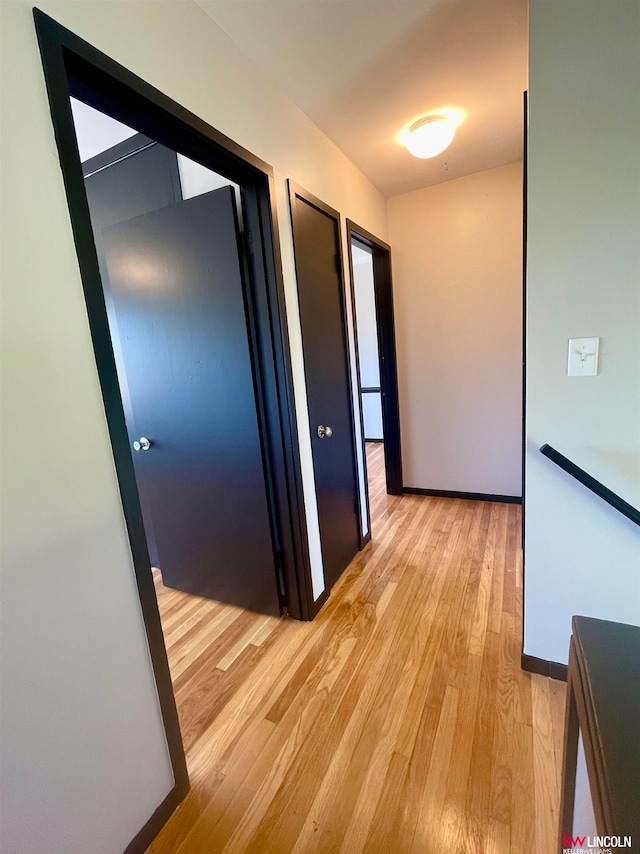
[{"left": 149, "top": 445, "right": 565, "bottom": 853}]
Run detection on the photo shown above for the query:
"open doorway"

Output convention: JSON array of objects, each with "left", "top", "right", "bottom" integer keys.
[
  {"left": 71, "top": 98, "right": 282, "bottom": 615},
  {"left": 36, "top": 11, "right": 316, "bottom": 839},
  {"left": 350, "top": 242, "right": 387, "bottom": 531},
  {"left": 67, "top": 92, "right": 298, "bottom": 806},
  {"left": 68, "top": 101, "right": 302, "bottom": 769},
  {"left": 346, "top": 221, "right": 403, "bottom": 542}
]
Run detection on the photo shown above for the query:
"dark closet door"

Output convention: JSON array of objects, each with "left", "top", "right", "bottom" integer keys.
[
  {"left": 102, "top": 186, "right": 280, "bottom": 615},
  {"left": 289, "top": 184, "right": 360, "bottom": 593}
]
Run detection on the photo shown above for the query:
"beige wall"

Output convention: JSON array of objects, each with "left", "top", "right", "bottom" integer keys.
[
  {"left": 525, "top": 0, "right": 640, "bottom": 664},
  {"left": 0, "top": 1, "right": 387, "bottom": 850},
  {"left": 388, "top": 162, "right": 523, "bottom": 496}
]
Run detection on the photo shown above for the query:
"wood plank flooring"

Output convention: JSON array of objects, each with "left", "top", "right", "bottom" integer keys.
[{"left": 149, "top": 443, "right": 565, "bottom": 853}]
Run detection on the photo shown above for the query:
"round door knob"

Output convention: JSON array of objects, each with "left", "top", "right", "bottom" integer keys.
[
  {"left": 133, "top": 437, "right": 151, "bottom": 452},
  {"left": 317, "top": 425, "right": 333, "bottom": 439}
]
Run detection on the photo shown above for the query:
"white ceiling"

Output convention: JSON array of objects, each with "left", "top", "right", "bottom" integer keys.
[{"left": 196, "top": 0, "right": 527, "bottom": 198}]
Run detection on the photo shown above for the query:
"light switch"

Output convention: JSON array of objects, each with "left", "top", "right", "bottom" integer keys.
[{"left": 567, "top": 337, "right": 599, "bottom": 376}]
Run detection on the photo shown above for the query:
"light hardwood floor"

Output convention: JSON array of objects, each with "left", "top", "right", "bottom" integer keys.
[{"left": 149, "top": 443, "right": 566, "bottom": 853}]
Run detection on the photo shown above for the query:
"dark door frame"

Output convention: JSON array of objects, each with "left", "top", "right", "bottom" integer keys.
[
  {"left": 346, "top": 220, "right": 403, "bottom": 506},
  {"left": 521, "top": 90, "right": 529, "bottom": 675},
  {"left": 34, "top": 10, "right": 315, "bottom": 850},
  {"left": 287, "top": 182, "right": 365, "bottom": 567}
]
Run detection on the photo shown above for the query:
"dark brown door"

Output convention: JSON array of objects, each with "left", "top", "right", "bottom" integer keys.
[
  {"left": 289, "top": 184, "right": 360, "bottom": 592},
  {"left": 102, "top": 187, "right": 280, "bottom": 615}
]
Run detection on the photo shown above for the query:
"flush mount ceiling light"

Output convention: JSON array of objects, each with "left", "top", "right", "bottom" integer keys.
[{"left": 405, "top": 115, "right": 455, "bottom": 159}]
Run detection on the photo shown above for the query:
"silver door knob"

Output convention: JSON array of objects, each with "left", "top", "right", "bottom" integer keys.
[
  {"left": 317, "top": 425, "right": 333, "bottom": 439},
  {"left": 133, "top": 437, "right": 151, "bottom": 451}
]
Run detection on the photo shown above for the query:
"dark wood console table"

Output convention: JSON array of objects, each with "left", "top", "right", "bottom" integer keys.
[{"left": 559, "top": 616, "right": 640, "bottom": 851}]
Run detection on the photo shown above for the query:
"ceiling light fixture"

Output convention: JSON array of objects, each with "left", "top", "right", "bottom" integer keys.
[{"left": 405, "top": 115, "right": 455, "bottom": 159}]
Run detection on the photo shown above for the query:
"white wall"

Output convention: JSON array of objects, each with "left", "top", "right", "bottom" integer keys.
[
  {"left": 0, "top": 1, "right": 387, "bottom": 850},
  {"left": 176, "top": 154, "right": 243, "bottom": 228},
  {"left": 361, "top": 394, "right": 383, "bottom": 442},
  {"left": 1, "top": 11, "right": 174, "bottom": 853},
  {"left": 70, "top": 97, "right": 137, "bottom": 161},
  {"left": 525, "top": 0, "right": 640, "bottom": 664},
  {"left": 388, "top": 162, "right": 523, "bottom": 496},
  {"left": 353, "top": 250, "right": 379, "bottom": 388},
  {"left": 353, "top": 249, "right": 384, "bottom": 441}
]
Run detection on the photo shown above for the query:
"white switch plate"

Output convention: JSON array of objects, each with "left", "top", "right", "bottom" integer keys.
[{"left": 568, "top": 337, "right": 599, "bottom": 376}]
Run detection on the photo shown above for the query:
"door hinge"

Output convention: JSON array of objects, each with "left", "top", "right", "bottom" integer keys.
[{"left": 335, "top": 253, "right": 342, "bottom": 274}]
